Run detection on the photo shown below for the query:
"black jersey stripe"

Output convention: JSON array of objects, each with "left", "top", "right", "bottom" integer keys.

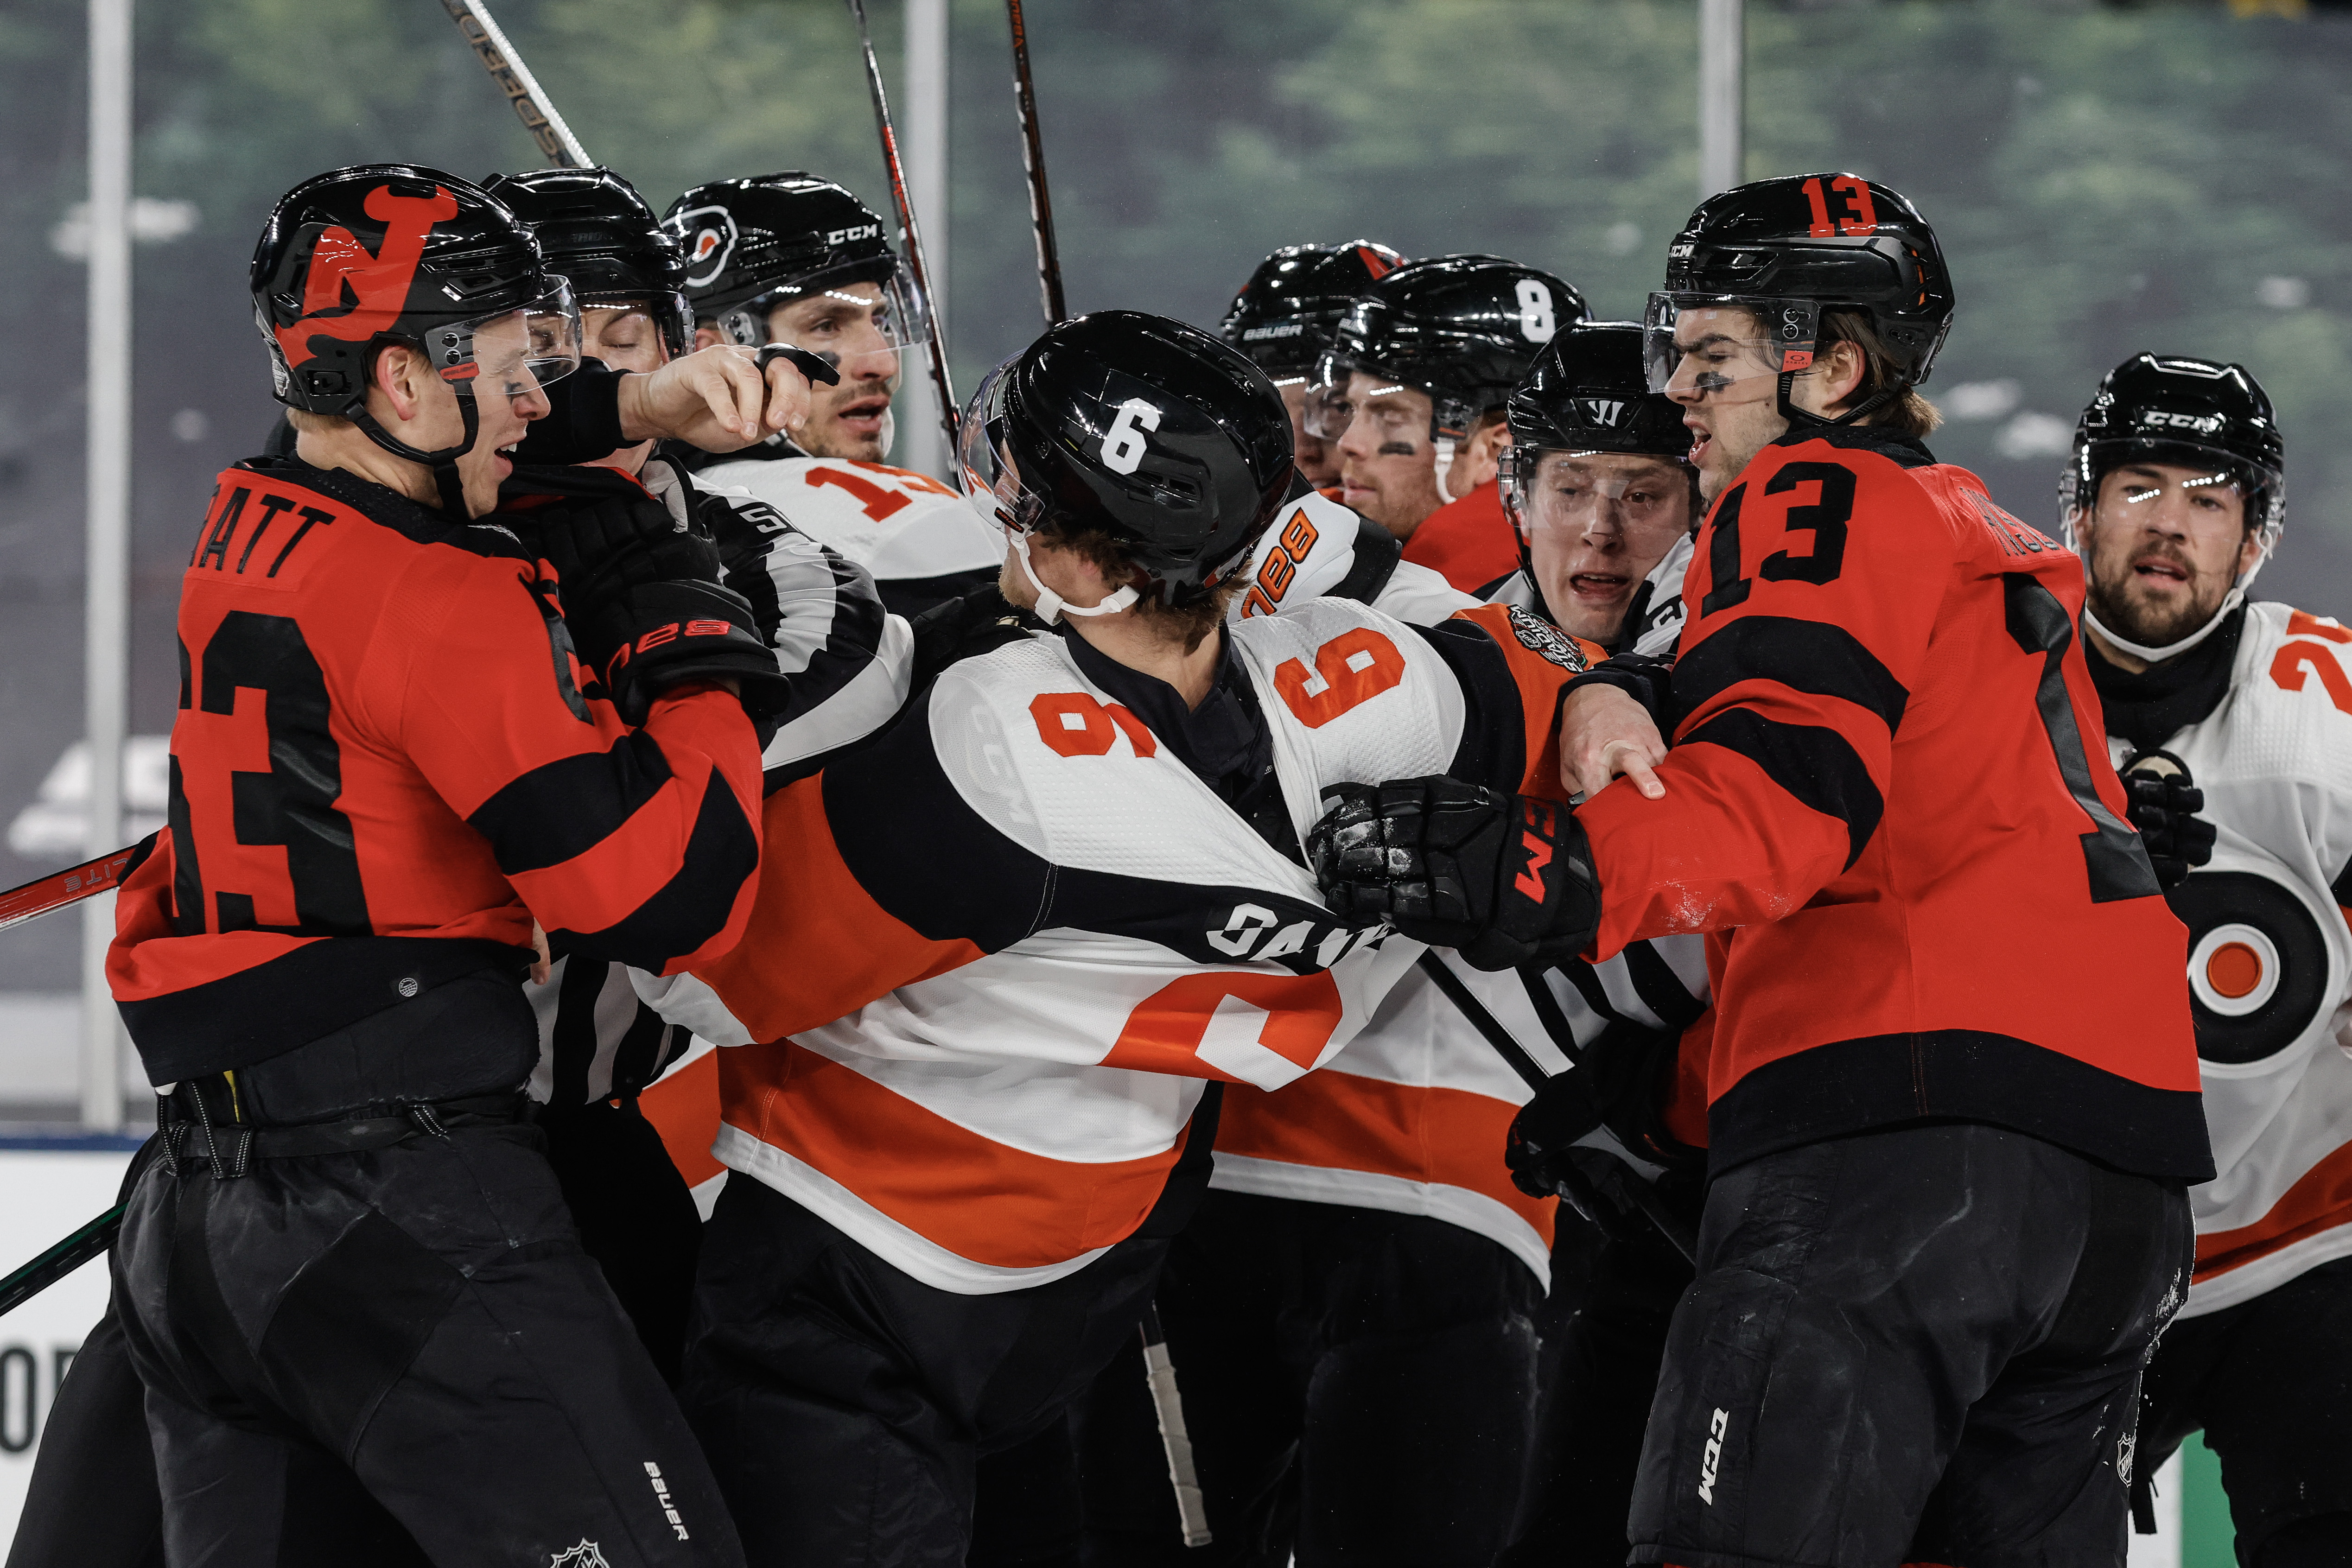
[
  {"left": 1679, "top": 708, "right": 1885, "bottom": 870},
  {"left": 467, "top": 732, "right": 677, "bottom": 876},
  {"left": 1623, "top": 941, "right": 1707, "bottom": 1032},
  {"left": 547, "top": 768, "right": 758, "bottom": 968},
  {"left": 1671, "top": 616, "right": 1909, "bottom": 736}
]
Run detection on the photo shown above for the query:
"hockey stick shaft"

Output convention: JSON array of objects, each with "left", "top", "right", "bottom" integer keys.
[
  {"left": 436, "top": 0, "right": 591, "bottom": 169},
  {"left": 1138, "top": 1305, "right": 1213, "bottom": 1546},
  {"left": 842, "top": 0, "right": 960, "bottom": 455},
  {"left": 0, "top": 845, "right": 138, "bottom": 937},
  {"left": 1413, "top": 952, "right": 1697, "bottom": 1264},
  {"left": 1003, "top": 0, "right": 1067, "bottom": 326},
  {"left": 0, "top": 1206, "right": 123, "bottom": 1319}
]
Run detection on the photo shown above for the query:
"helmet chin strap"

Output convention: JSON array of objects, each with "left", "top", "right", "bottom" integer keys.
[
  {"left": 1007, "top": 529, "right": 1140, "bottom": 624},
  {"left": 1776, "top": 372, "right": 1898, "bottom": 432},
  {"left": 2084, "top": 588, "right": 2246, "bottom": 666},
  {"left": 878, "top": 406, "right": 896, "bottom": 462},
  {"left": 1432, "top": 437, "right": 1459, "bottom": 502},
  {"left": 351, "top": 382, "right": 481, "bottom": 517}
]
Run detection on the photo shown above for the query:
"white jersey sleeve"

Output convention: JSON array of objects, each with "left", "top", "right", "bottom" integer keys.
[
  {"left": 1230, "top": 489, "right": 1478, "bottom": 626},
  {"left": 692, "top": 452, "right": 1002, "bottom": 586}
]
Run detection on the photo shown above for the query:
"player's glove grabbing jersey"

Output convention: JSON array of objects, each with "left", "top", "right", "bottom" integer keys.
[
  {"left": 108, "top": 458, "right": 766, "bottom": 1089},
  {"left": 690, "top": 446, "right": 1003, "bottom": 616},
  {"left": 636, "top": 599, "right": 1581, "bottom": 1293},
  {"left": 1575, "top": 425, "right": 2210, "bottom": 1183},
  {"left": 2098, "top": 603, "right": 2352, "bottom": 1312}
]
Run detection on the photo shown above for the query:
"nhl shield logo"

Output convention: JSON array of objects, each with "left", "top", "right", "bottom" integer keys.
[
  {"left": 672, "top": 204, "right": 739, "bottom": 289},
  {"left": 1504, "top": 605, "right": 1590, "bottom": 673},
  {"left": 549, "top": 1541, "right": 610, "bottom": 1568}
]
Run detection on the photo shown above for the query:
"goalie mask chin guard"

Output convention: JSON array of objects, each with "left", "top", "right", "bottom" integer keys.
[
  {"left": 1643, "top": 172, "right": 1954, "bottom": 432},
  {"left": 253, "top": 164, "right": 581, "bottom": 514},
  {"left": 959, "top": 311, "right": 1296, "bottom": 623}
]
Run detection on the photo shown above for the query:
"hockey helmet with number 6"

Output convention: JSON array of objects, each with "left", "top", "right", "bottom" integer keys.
[
  {"left": 960, "top": 311, "right": 1295, "bottom": 617},
  {"left": 1305, "top": 254, "right": 1585, "bottom": 442},
  {"left": 484, "top": 166, "right": 692, "bottom": 358},
  {"left": 1220, "top": 241, "right": 1407, "bottom": 380},
  {"left": 2062, "top": 352, "right": 2285, "bottom": 576}
]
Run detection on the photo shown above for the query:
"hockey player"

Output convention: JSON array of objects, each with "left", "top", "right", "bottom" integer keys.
[
  {"left": 2063, "top": 355, "right": 2352, "bottom": 1568},
  {"left": 629, "top": 309, "right": 1602, "bottom": 1566},
  {"left": 1218, "top": 241, "right": 1405, "bottom": 490},
  {"left": 96, "top": 163, "right": 816, "bottom": 1568},
  {"left": 664, "top": 172, "right": 1004, "bottom": 615},
  {"left": 1303, "top": 255, "right": 1583, "bottom": 582},
  {"left": 1320, "top": 174, "right": 2211, "bottom": 1568}
]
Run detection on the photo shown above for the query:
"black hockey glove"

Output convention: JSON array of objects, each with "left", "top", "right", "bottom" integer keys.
[
  {"left": 906, "top": 583, "right": 1036, "bottom": 689},
  {"left": 2120, "top": 749, "right": 2216, "bottom": 890},
  {"left": 1562, "top": 652, "right": 1677, "bottom": 733},
  {"left": 1504, "top": 1066, "right": 1604, "bottom": 1200},
  {"left": 1505, "top": 1018, "right": 1698, "bottom": 1202},
  {"left": 1308, "top": 775, "right": 1601, "bottom": 971},
  {"left": 525, "top": 491, "right": 789, "bottom": 727}
]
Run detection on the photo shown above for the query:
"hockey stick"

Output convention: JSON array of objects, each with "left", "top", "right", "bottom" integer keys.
[
  {"left": 1003, "top": 0, "right": 1067, "bottom": 326},
  {"left": 0, "top": 845, "right": 139, "bottom": 937},
  {"left": 436, "top": 0, "right": 591, "bottom": 169},
  {"left": 0, "top": 1205, "right": 123, "bottom": 1319},
  {"left": 1138, "top": 1304, "right": 1213, "bottom": 1546},
  {"left": 842, "top": 0, "right": 960, "bottom": 455},
  {"left": 1413, "top": 951, "right": 1697, "bottom": 1263}
]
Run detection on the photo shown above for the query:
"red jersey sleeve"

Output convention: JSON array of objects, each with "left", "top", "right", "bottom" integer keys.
[
  {"left": 388, "top": 550, "right": 765, "bottom": 976},
  {"left": 1575, "top": 440, "right": 1953, "bottom": 958}
]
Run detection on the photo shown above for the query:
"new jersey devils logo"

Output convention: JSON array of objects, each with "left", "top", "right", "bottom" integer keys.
[
  {"left": 274, "top": 183, "right": 459, "bottom": 368},
  {"left": 673, "top": 205, "right": 739, "bottom": 290}
]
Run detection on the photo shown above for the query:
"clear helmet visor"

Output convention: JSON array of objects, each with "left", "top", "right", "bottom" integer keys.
[
  {"left": 1301, "top": 350, "right": 1434, "bottom": 444},
  {"left": 721, "top": 258, "right": 930, "bottom": 375},
  {"left": 1502, "top": 444, "right": 1696, "bottom": 547},
  {"left": 2064, "top": 438, "right": 2283, "bottom": 586},
  {"left": 1642, "top": 292, "right": 1821, "bottom": 400},
  {"left": 438, "top": 279, "right": 584, "bottom": 399},
  {"left": 958, "top": 358, "right": 1044, "bottom": 535}
]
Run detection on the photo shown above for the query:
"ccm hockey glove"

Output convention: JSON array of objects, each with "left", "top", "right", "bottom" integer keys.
[
  {"left": 2120, "top": 749, "right": 2216, "bottom": 890},
  {"left": 1308, "top": 775, "right": 1601, "bottom": 971},
  {"left": 528, "top": 492, "right": 790, "bottom": 727}
]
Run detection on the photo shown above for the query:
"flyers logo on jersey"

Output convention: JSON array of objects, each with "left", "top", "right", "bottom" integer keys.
[{"left": 275, "top": 183, "right": 459, "bottom": 368}]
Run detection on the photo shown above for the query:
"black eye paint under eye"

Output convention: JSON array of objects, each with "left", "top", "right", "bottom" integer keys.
[{"left": 1377, "top": 441, "right": 1418, "bottom": 457}]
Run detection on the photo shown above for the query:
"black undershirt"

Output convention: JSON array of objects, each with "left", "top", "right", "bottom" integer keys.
[{"left": 2084, "top": 602, "right": 2246, "bottom": 756}]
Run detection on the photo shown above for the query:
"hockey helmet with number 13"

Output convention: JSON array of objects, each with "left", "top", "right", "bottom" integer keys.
[{"left": 960, "top": 311, "right": 1295, "bottom": 622}]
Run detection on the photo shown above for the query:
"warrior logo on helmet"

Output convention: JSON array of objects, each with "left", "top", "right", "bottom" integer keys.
[
  {"left": 273, "top": 183, "right": 458, "bottom": 369},
  {"left": 672, "top": 205, "right": 739, "bottom": 290}
]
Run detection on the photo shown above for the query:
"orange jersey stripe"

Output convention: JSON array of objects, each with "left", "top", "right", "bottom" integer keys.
[
  {"left": 2194, "top": 1141, "right": 2352, "bottom": 1282},
  {"left": 640, "top": 1048, "right": 725, "bottom": 1189}
]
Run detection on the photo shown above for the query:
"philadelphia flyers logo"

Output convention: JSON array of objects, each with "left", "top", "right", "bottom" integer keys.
[
  {"left": 1356, "top": 245, "right": 1396, "bottom": 281},
  {"left": 671, "top": 204, "right": 740, "bottom": 290},
  {"left": 275, "top": 183, "right": 459, "bottom": 368},
  {"left": 2166, "top": 869, "right": 2331, "bottom": 1065}
]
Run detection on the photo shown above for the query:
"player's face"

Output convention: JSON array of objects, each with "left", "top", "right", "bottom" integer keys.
[
  {"left": 370, "top": 311, "right": 551, "bottom": 517},
  {"left": 2079, "top": 462, "right": 2261, "bottom": 648},
  {"left": 1278, "top": 379, "right": 1339, "bottom": 488},
  {"left": 765, "top": 281, "right": 899, "bottom": 461},
  {"left": 1523, "top": 452, "right": 1694, "bottom": 645},
  {"left": 1659, "top": 306, "right": 1786, "bottom": 502},
  {"left": 1334, "top": 372, "right": 1444, "bottom": 540},
  {"left": 582, "top": 305, "right": 669, "bottom": 375}
]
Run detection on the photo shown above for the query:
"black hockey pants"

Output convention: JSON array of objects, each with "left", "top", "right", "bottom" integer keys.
[
  {"left": 113, "top": 1087, "right": 742, "bottom": 1568},
  {"left": 1631, "top": 1122, "right": 2191, "bottom": 1568},
  {"left": 1074, "top": 1189, "right": 1543, "bottom": 1568}
]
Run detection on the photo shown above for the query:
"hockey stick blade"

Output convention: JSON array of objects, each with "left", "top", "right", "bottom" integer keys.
[
  {"left": 0, "top": 846, "right": 138, "bottom": 937},
  {"left": 437, "top": 0, "right": 591, "bottom": 169},
  {"left": 0, "top": 1205, "right": 124, "bottom": 1319}
]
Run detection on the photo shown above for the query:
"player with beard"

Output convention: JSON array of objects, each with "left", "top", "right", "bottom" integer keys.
[
  {"left": 1303, "top": 256, "right": 1582, "bottom": 574},
  {"left": 1326, "top": 174, "right": 2210, "bottom": 1568},
  {"left": 663, "top": 173, "right": 1004, "bottom": 616},
  {"left": 2068, "top": 354, "right": 2352, "bottom": 1568},
  {"left": 1219, "top": 241, "right": 1406, "bottom": 491}
]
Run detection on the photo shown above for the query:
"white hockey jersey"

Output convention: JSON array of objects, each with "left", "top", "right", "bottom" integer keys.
[
  {"left": 691, "top": 450, "right": 1003, "bottom": 606},
  {"left": 1231, "top": 487, "right": 1476, "bottom": 627},
  {"left": 641, "top": 598, "right": 1586, "bottom": 1294},
  {"left": 2105, "top": 602, "right": 2352, "bottom": 1316}
]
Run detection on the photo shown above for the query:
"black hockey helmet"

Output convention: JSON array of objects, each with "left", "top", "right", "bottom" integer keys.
[
  {"left": 251, "top": 163, "right": 582, "bottom": 512},
  {"left": 1305, "top": 254, "right": 1586, "bottom": 442},
  {"left": 661, "top": 172, "right": 926, "bottom": 356},
  {"left": 1502, "top": 323, "right": 1699, "bottom": 577},
  {"left": 484, "top": 166, "right": 692, "bottom": 358},
  {"left": 1219, "top": 241, "right": 1406, "bottom": 380},
  {"left": 1643, "top": 172, "right": 1954, "bottom": 428},
  {"left": 960, "top": 311, "right": 1294, "bottom": 620},
  {"left": 2062, "top": 353, "right": 2285, "bottom": 573}
]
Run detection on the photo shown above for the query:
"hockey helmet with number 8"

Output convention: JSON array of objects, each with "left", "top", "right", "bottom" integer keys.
[
  {"left": 960, "top": 310, "right": 1295, "bottom": 618},
  {"left": 1303, "top": 254, "right": 1586, "bottom": 443},
  {"left": 1642, "top": 172, "right": 1954, "bottom": 429},
  {"left": 2061, "top": 352, "right": 2285, "bottom": 583}
]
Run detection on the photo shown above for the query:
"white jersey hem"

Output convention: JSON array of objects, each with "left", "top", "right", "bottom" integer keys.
[{"left": 2179, "top": 1219, "right": 2352, "bottom": 1319}]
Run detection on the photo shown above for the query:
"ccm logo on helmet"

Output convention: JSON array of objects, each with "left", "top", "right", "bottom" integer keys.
[
  {"left": 827, "top": 223, "right": 882, "bottom": 246},
  {"left": 2138, "top": 410, "right": 2226, "bottom": 434}
]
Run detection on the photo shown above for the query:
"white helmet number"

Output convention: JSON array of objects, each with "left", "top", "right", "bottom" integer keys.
[
  {"left": 1101, "top": 399, "right": 1163, "bottom": 475},
  {"left": 1516, "top": 279, "right": 1557, "bottom": 343}
]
